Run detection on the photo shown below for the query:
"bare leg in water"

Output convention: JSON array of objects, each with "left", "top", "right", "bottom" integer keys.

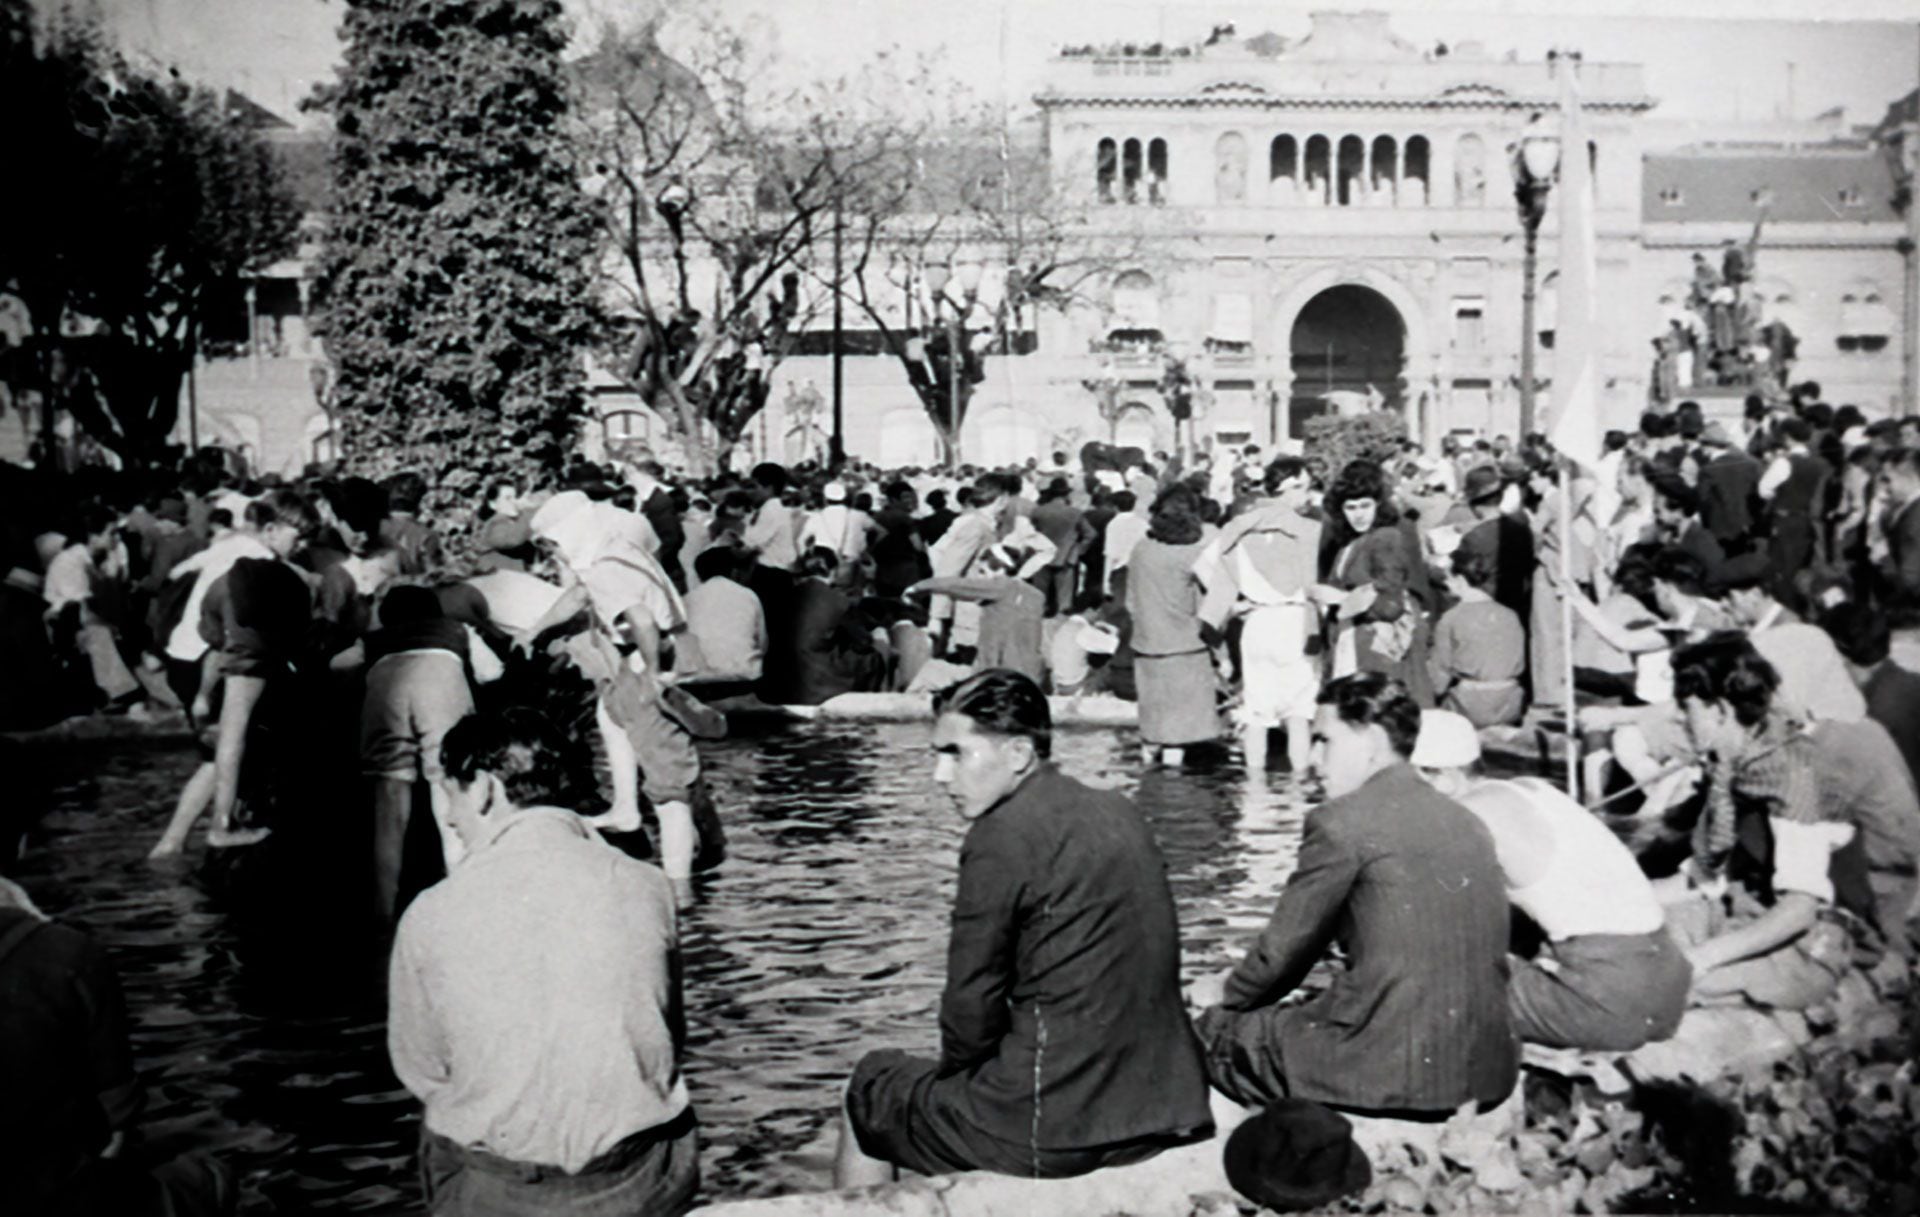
[
  {"left": 148, "top": 762, "right": 217, "bottom": 859},
  {"left": 832, "top": 1084, "right": 897, "bottom": 1189},
  {"left": 206, "top": 674, "right": 272, "bottom": 848},
  {"left": 372, "top": 776, "right": 411, "bottom": 924}
]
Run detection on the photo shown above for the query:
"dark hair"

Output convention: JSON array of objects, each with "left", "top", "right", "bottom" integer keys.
[
  {"left": 1325, "top": 460, "right": 1394, "bottom": 538},
  {"left": 1603, "top": 430, "right": 1628, "bottom": 453},
  {"left": 1640, "top": 410, "right": 1674, "bottom": 440},
  {"left": 75, "top": 502, "right": 118, "bottom": 541},
  {"left": 208, "top": 507, "right": 235, "bottom": 529},
  {"left": 751, "top": 462, "right": 790, "bottom": 492},
  {"left": 1672, "top": 631, "right": 1779, "bottom": 728},
  {"left": 1263, "top": 455, "right": 1308, "bottom": 494},
  {"left": 1822, "top": 601, "right": 1889, "bottom": 667},
  {"left": 1040, "top": 477, "right": 1071, "bottom": 502},
  {"left": 1780, "top": 417, "right": 1812, "bottom": 444},
  {"left": 969, "top": 475, "right": 1005, "bottom": 505},
  {"left": 883, "top": 480, "right": 914, "bottom": 503},
  {"left": 1450, "top": 546, "right": 1497, "bottom": 592},
  {"left": 1744, "top": 394, "right": 1768, "bottom": 419},
  {"left": 1112, "top": 490, "right": 1137, "bottom": 513},
  {"left": 1832, "top": 405, "right": 1865, "bottom": 433},
  {"left": 1317, "top": 672, "right": 1420, "bottom": 759},
  {"left": 1147, "top": 483, "right": 1204, "bottom": 545},
  {"left": 1651, "top": 546, "right": 1711, "bottom": 598},
  {"left": 379, "top": 584, "right": 444, "bottom": 627},
  {"left": 1800, "top": 404, "right": 1832, "bottom": 432},
  {"left": 1612, "top": 542, "right": 1662, "bottom": 612},
  {"left": 247, "top": 489, "right": 319, "bottom": 535},
  {"left": 324, "top": 476, "right": 390, "bottom": 538},
  {"left": 932, "top": 667, "right": 1052, "bottom": 759},
  {"left": 693, "top": 546, "right": 737, "bottom": 584},
  {"left": 441, "top": 708, "right": 571, "bottom": 806},
  {"left": 925, "top": 489, "right": 948, "bottom": 510},
  {"left": 1649, "top": 471, "right": 1698, "bottom": 518},
  {"left": 954, "top": 487, "right": 975, "bottom": 508},
  {"left": 1674, "top": 401, "right": 1704, "bottom": 438}
]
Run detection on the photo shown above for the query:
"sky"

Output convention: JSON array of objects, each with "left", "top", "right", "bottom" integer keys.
[{"left": 56, "top": 0, "right": 1920, "bottom": 132}]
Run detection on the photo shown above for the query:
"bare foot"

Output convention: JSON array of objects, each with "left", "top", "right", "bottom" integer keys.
[
  {"left": 584, "top": 807, "right": 644, "bottom": 835},
  {"left": 207, "top": 826, "right": 272, "bottom": 849},
  {"left": 147, "top": 839, "right": 186, "bottom": 862}
]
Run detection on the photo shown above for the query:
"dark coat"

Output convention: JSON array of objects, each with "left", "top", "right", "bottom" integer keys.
[
  {"left": 1219, "top": 763, "right": 1518, "bottom": 1112},
  {"left": 1331, "top": 527, "right": 1435, "bottom": 707},
  {"left": 640, "top": 487, "right": 686, "bottom": 588},
  {"left": 1456, "top": 510, "right": 1535, "bottom": 623},
  {"left": 1887, "top": 497, "right": 1920, "bottom": 603},
  {"left": 1698, "top": 449, "right": 1762, "bottom": 544},
  {"left": 939, "top": 765, "right": 1213, "bottom": 1149}
]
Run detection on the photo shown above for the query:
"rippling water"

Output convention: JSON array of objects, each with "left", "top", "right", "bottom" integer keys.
[{"left": 16, "top": 726, "right": 1310, "bottom": 1213}]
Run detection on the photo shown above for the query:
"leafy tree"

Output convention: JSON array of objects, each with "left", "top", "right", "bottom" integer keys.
[
  {"left": 0, "top": 3, "right": 299, "bottom": 464},
  {"left": 576, "top": 14, "right": 920, "bottom": 473},
  {"left": 313, "top": 0, "right": 598, "bottom": 526}
]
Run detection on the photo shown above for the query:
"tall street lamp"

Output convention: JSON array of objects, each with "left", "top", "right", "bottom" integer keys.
[
  {"left": 1511, "top": 117, "right": 1559, "bottom": 441},
  {"left": 923, "top": 258, "right": 985, "bottom": 468}
]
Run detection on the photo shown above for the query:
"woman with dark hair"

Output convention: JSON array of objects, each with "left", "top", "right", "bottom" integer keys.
[
  {"left": 1665, "top": 632, "right": 1879, "bottom": 1010},
  {"left": 1125, "top": 483, "right": 1221, "bottom": 764},
  {"left": 1320, "top": 460, "right": 1434, "bottom": 706}
]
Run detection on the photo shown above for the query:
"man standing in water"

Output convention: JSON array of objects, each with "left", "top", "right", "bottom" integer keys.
[{"left": 835, "top": 669, "right": 1212, "bottom": 1184}]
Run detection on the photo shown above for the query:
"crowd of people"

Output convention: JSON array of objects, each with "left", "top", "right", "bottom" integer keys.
[{"left": 4, "top": 377, "right": 1920, "bottom": 1215}]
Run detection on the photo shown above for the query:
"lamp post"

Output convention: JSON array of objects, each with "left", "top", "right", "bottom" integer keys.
[
  {"left": 1511, "top": 117, "right": 1559, "bottom": 441},
  {"left": 923, "top": 258, "right": 985, "bottom": 469}
]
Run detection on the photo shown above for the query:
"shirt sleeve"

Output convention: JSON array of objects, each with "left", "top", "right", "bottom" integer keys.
[
  {"left": 1221, "top": 814, "right": 1361, "bottom": 1010},
  {"left": 387, "top": 916, "right": 451, "bottom": 1102},
  {"left": 937, "top": 821, "right": 1025, "bottom": 1075},
  {"left": 1758, "top": 456, "right": 1791, "bottom": 500}
]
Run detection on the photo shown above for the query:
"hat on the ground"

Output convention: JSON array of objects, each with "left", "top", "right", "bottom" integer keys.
[
  {"left": 1222, "top": 1099, "right": 1372, "bottom": 1212},
  {"left": 1462, "top": 464, "right": 1503, "bottom": 504},
  {"left": 1411, "top": 708, "right": 1482, "bottom": 769}
]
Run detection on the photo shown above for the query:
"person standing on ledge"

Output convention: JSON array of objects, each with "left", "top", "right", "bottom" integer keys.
[
  {"left": 1188, "top": 673, "right": 1518, "bottom": 1118},
  {"left": 390, "top": 709, "right": 696, "bottom": 1217},
  {"left": 835, "top": 668, "right": 1212, "bottom": 1186}
]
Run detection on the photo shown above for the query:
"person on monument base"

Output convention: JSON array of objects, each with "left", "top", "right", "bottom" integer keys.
[
  {"left": 1412, "top": 711, "right": 1691, "bottom": 1052},
  {"left": 1189, "top": 673, "right": 1517, "bottom": 1117},
  {"left": 835, "top": 669, "right": 1212, "bottom": 1185}
]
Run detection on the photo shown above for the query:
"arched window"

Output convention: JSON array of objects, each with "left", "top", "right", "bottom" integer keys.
[
  {"left": 1454, "top": 133, "right": 1487, "bottom": 206},
  {"left": 1114, "top": 402, "right": 1158, "bottom": 451},
  {"left": 1096, "top": 138, "right": 1117, "bottom": 203},
  {"left": 1122, "top": 138, "right": 1143, "bottom": 203},
  {"left": 1269, "top": 135, "right": 1298, "bottom": 184},
  {"left": 1111, "top": 270, "right": 1161, "bottom": 337},
  {"left": 1214, "top": 131, "right": 1249, "bottom": 204},
  {"left": 1403, "top": 135, "right": 1430, "bottom": 206},
  {"left": 1148, "top": 138, "right": 1168, "bottom": 204},
  {"left": 1370, "top": 135, "right": 1397, "bottom": 203},
  {"left": 1337, "top": 134, "right": 1365, "bottom": 206},
  {"left": 1303, "top": 135, "right": 1331, "bottom": 206}
]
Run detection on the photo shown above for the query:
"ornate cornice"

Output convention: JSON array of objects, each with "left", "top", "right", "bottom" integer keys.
[{"left": 1035, "top": 94, "right": 1657, "bottom": 113}]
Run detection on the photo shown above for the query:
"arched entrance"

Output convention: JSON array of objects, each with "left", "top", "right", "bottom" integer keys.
[{"left": 1287, "top": 285, "right": 1406, "bottom": 438}]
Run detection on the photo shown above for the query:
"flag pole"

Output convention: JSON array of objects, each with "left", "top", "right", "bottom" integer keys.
[{"left": 1560, "top": 461, "right": 1578, "bottom": 798}]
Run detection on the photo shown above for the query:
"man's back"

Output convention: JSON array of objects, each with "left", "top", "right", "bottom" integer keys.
[
  {"left": 1219, "top": 764, "right": 1516, "bottom": 1112},
  {"left": 1866, "top": 661, "right": 1920, "bottom": 801},
  {"left": 681, "top": 576, "right": 765, "bottom": 679},
  {"left": 945, "top": 767, "right": 1210, "bottom": 1150},
  {"left": 1699, "top": 451, "right": 1761, "bottom": 542},
  {"left": 389, "top": 811, "right": 685, "bottom": 1173}
]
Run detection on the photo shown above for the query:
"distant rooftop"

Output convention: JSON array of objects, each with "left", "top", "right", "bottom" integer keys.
[{"left": 1642, "top": 146, "right": 1900, "bottom": 224}]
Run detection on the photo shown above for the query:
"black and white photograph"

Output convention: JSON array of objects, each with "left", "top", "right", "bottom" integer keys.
[{"left": 3, "top": 0, "right": 1918, "bottom": 1213}]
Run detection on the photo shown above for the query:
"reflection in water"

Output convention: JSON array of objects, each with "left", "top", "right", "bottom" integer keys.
[{"left": 16, "top": 725, "right": 1308, "bottom": 1212}]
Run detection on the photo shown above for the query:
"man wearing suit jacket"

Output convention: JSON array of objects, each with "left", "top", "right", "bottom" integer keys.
[
  {"left": 837, "top": 669, "right": 1212, "bottom": 1184},
  {"left": 1191, "top": 672, "right": 1518, "bottom": 1115},
  {"left": 1695, "top": 423, "right": 1763, "bottom": 549},
  {"left": 1880, "top": 448, "right": 1920, "bottom": 604}
]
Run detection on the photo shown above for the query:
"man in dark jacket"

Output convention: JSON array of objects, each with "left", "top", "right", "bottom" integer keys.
[
  {"left": 1695, "top": 423, "right": 1763, "bottom": 550},
  {"left": 837, "top": 669, "right": 1212, "bottom": 1184},
  {"left": 1191, "top": 672, "right": 1518, "bottom": 1116}
]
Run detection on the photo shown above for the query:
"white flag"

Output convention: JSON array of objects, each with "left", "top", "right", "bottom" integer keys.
[{"left": 1548, "top": 60, "right": 1602, "bottom": 471}]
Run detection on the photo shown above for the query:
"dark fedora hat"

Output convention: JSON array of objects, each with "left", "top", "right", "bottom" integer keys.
[
  {"left": 1462, "top": 463, "right": 1504, "bottom": 504},
  {"left": 1223, "top": 1099, "right": 1373, "bottom": 1212}
]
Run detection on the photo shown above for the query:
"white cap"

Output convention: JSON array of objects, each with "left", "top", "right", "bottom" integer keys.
[
  {"left": 823, "top": 481, "right": 848, "bottom": 503},
  {"left": 1411, "top": 709, "right": 1481, "bottom": 769},
  {"left": 1075, "top": 622, "right": 1121, "bottom": 655}
]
